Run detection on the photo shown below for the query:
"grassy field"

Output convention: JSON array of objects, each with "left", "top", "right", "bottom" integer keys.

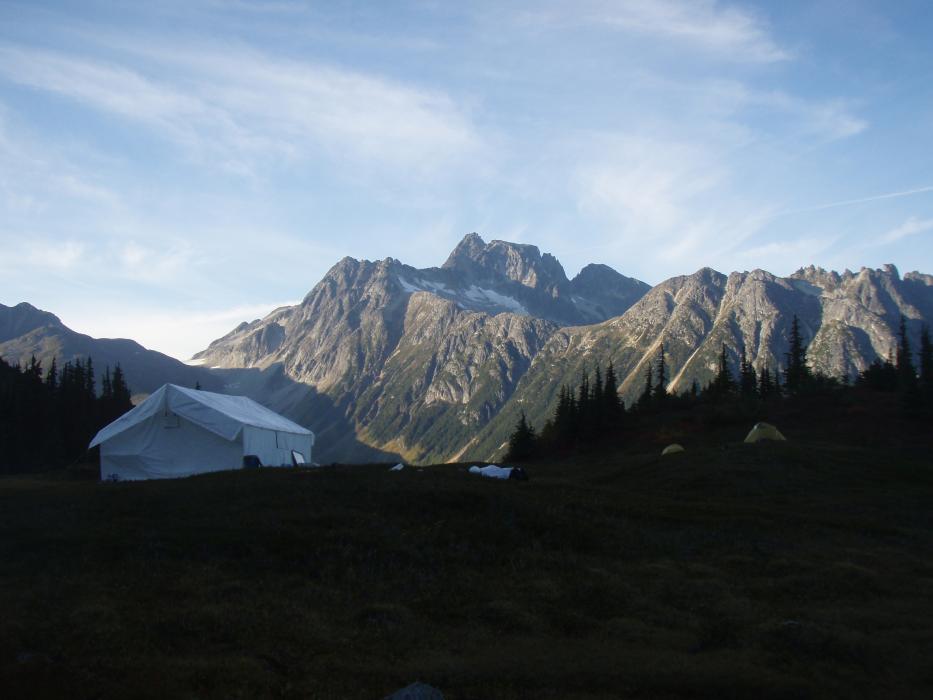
[{"left": 2, "top": 436, "right": 932, "bottom": 698}]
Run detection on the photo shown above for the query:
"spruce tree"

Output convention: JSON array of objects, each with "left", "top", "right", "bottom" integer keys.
[
  {"left": 740, "top": 346, "right": 757, "bottom": 397},
  {"left": 653, "top": 343, "right": 667, "bottom": 402},
  {"left": 709, "top": 343, "right": 735, "bottom": 399},
  {"left": 550, "top": 385, "right": 574, "bottom": 449},
  {"left": 506, "top": 411, "right": 537, "bottom": 461},
  {"left": 592, "top": 364, "right": 604, "bottom": 419},
  {"left": 858, "top": 352, "right": 898, "bottom": 392},
  {"left": 637, "top": 362, "right": 653, "bottom": 411},
  {"left": 758, "top": 365, "right": 773, "bottom": 398},
  {"left": 71, "top": 358, "right": 86, "bottom": 401},
  {"left": 603, "top": 360, "right": 622, "bottom": 422},
  {"left": 26, "top": 355, "right": 42, "bottom": 384},
  {"left": 577, "top": 368, "right": 591, "bottom": 435},
  {"left": 0, "top": 356, "right": 138, "bottom": 472},
  {"left": 101, "top": 367, "right": 113, "bottom": 402},
  {"left": 783, "top": 315, "right": 812, "bottom": 394},
  {"left": 896, "top": 316, "right": 921, "bottom": 410},
  {"left": 919, "top": 325, "right": 933, "bottom": 400},
  {"left": 85, "top": 356, "right": 96, "bottom": 398},
  {"left": 45, "top": 358, "right": 58, "bottom": 392},
  {"left": 895, "top": 316, "right": 918, "bottom": 391},
  {"left": 111, "top": 364, "right": 132, "bottom": 411}
]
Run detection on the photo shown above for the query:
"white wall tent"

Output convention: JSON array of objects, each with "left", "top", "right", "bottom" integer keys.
[{"left": 89, "top": 384, "right": 315, "bottom": 481}]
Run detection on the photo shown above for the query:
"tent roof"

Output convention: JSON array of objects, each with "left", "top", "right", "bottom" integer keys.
[
  {"left": 744, "top": 422, "right": 786, "bottom": 443},
  {"left": 89, "top": 383, "right": 312, "bottom": 448}
]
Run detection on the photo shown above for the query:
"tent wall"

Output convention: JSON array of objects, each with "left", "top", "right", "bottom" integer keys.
[
  {"left": 100, "top": 413, "right": 243, "bottom": 481},
  {"left": 242, "top": 426, "right": 313, "bottom": 467}
]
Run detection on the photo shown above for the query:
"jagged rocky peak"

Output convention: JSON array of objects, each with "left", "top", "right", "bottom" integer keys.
[
  {"left": 790, "top": 265, "right": 841, "bottom": 290},
  {"left": 314, "top": 255, "right": 368, "bottom": 288},
  {"left": 845, "top": 264, "right": 907, "bottom": 303},
  {"left": 442, "top": 232, "right": 486, "bottom": 268},
  {"left": 905, "top": 271, "right": 933, "bottom": 286},
  {"left": 442, "top": 232, "right": 568, "bottom": 291},
  {"left": 851, "top": 263, "right": 900, "bottom": 282},
  {"left": 789, "top": 263, "right": 909, "bottom": 299},
  {"left": 662, "top": 266, "right": 727, "bottom": 295},
  {"left": 299, "top": 255, "right": 395, "bottom": 308},
  {"left": 693, "top": 266, "right": 727, "bottom": 282}
]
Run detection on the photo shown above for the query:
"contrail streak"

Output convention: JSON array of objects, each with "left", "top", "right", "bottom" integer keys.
[{"left": 773, "top": 184, "right": 933, "bottom": 218}]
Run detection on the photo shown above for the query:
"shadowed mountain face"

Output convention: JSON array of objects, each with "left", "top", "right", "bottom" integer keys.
[
  {"left": 6, "top": 235, "right": 932, "bottom": 465},
  {"left": 0, "top": 302, "right": 222, "bottom": 396}
]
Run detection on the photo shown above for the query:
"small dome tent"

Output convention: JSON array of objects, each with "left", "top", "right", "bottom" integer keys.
[
  {"left": 89, "top": 384, "right": 314, "bottom": 481},
  {"left": 661, "top": 444, "right": 685, "bottom": 455},
  {"left": 744, "top": 422, "right": 786, "bottom": 443}
]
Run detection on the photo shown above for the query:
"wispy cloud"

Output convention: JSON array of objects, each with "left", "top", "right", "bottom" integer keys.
[
  {"left": 0, "top": 105, "right": 123, "bottom": 214},
  {"left": 591, "top": 0, "right": 788, "bottom": 61},
  {"left": 0, "top": 238, "right": 87, "bottom": 273},
  {"left": 0, "top": 41, "right": 484, "bottom": 178},
  {"left": 574, "top": 135, "right": 726, "bottom": 235},
  {"left": 880, "top": 216, "right": 933, "bottom": 244},
  {"left": 568, "top": 132, "right": 782, "bottom": 279},
  {"left": 731, "top": 235, "right": 839, "bottom": 266},
  {"left": 201, "top": 0, "right": 309, "bottom": 14},
  {"left": 518, "top": 0, "right": 788, "bottom": 62},
  {"left": 115, "top": 240, "right": 196, "bottom": 283},
  {"left": 750, "top": 91, "right": 867, "bottom": 141}
]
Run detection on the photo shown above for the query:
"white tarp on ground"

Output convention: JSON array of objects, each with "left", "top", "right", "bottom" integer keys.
[
  {"left": 468, "top": 465, "right": 514, "bottom": 479},
  {"left": 89, "top": 384, "right": 314, "bottom": 481}
]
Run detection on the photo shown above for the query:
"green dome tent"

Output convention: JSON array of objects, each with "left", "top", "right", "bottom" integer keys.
[{"left": 744, "top": 422, "right": 786, "bottom": 443}]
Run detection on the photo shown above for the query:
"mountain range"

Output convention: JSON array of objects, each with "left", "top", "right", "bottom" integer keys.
[
  {"left": 0, "top": 301, "right": 222, "bottom": 395},
  {"left": 3, "top": 233, "right": 931, "bottom": 463}
]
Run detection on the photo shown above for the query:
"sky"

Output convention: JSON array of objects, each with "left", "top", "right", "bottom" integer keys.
[{"left": 1, "top": 0, "right": 933, "bottom": 361}]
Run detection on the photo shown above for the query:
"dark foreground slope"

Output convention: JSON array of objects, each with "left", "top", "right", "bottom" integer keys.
[{"left": 1, "top": 442, "right": 932, "bottom": 698}]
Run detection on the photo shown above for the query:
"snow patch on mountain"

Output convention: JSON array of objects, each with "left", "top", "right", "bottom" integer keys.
[
  {"left": 397, "top": 275, "right": 529, "bottom": 315},
  {"left": 397, "top": 276, "right": 452, "bottom": 295},
  {"left": 397, "top": 277, "right": 423, "bottom": 294},
  {"left": 463, "top": 285, "right": 529, "bottom": 315}
]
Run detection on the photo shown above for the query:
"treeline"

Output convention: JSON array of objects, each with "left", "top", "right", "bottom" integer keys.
[
  {"left": 507, "top": 316, "right": 933, "bottom": 460},
  {"left": 0, "top": 355, "right": 133, "bottom": 472}
]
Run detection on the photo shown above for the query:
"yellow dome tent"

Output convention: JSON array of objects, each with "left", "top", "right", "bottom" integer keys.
[
  {"left": 744, "top": 422, "right": 786, "bottom": 443},
  {"left": 661, "top": 443, "right": 685, "bottom": 455}
]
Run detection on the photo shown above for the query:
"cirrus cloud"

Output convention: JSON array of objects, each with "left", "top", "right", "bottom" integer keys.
[{"left": 0, "top": 41, "right": 485, "bottom": 179}]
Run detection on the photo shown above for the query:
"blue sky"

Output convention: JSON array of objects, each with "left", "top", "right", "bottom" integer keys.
[{"left": 1, "top": 0, "right": 932, "bottom": 360}]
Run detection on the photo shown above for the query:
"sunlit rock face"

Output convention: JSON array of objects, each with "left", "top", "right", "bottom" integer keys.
[
  {"left": 466, "top": 264, "right": 933, "bottom": 462},
  {"left": 190, "top": 234, "right": 648, "bottom": 462}
]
